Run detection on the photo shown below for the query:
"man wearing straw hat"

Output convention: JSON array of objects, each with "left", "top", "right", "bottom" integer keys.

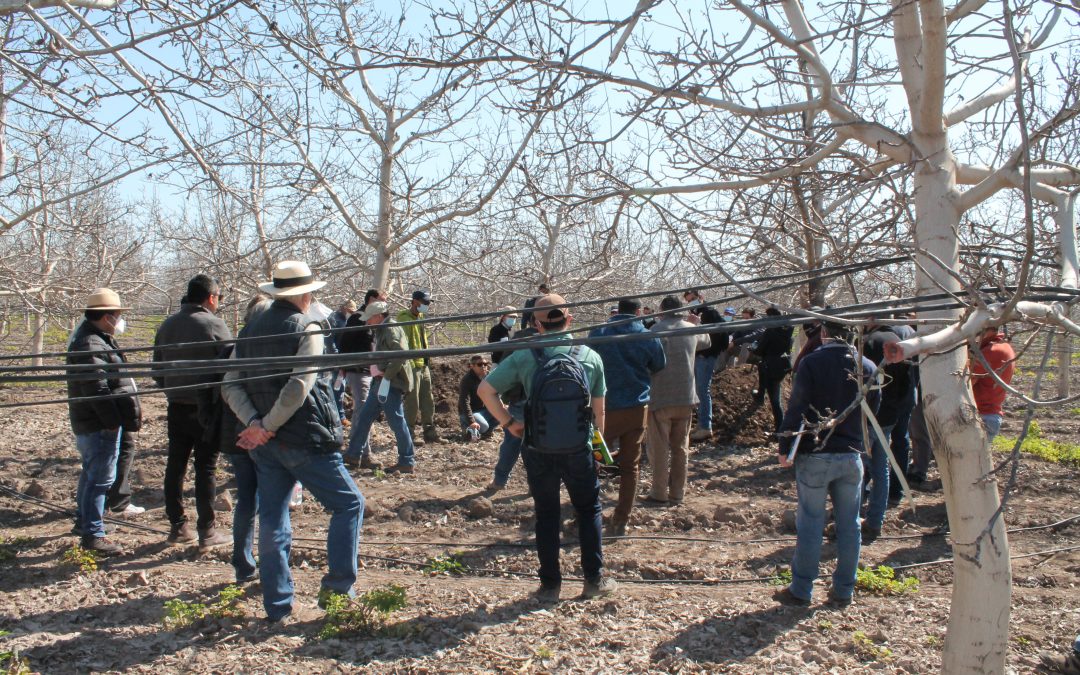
[
  {"left": 66, "top": 288, "right": 142, "bottom": 556},
  {"left": 221, "top": 260, "right": 364, "bottom": 623}
]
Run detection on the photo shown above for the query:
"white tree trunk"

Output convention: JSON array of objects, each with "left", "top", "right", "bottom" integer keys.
[
  {"left": 913, "top": 139, "right": 1011, "bottom": 675},
  {"left": 371, "top": 118, "right": 396, "bottom": 290}
]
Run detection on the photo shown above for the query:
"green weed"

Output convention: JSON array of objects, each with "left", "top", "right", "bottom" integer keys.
[
  {"left": 423, "top": 552, "right": 467, "bottom": 575},
  {"left": 855, "top": 565, "right": 919, "bottom": 596},
  {"left": 318, "top": 584, "right": 407, "bottom": 639},
  {"left": 992, "top": 420, "right": 1080, "bottom": 467},
  {"left": 535, "top": 645, "right": 554, "bottom": 659},
  {"left": 0, "top": 630, "right": 30, "bottom": 675},
  {"left": 163, "top": 585, "right": 246, "bottom": 630},
  {"left": 61, "top": 544, "right": 100, "bottom": 573},
  {"left": 769, "top": 568, "right": 793, "bottom": 587},
  {"left": 372, "top": 468, "right": 386, "bottom": 480},
  {"left": 852, "top": 630, "right": 893, "bottom": 662},
  {"left": 817, "top": 620, "right": 834, "bottom": 632}
]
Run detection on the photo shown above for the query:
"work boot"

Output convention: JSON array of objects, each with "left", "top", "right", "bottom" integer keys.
[
  {"left": 411, "top": 429, "right": 426, "bottom": 448},
  {"left": 689, "top": 428, "right": 713, "bottom": 442},
  {"left": 484, "top": 481, "right": 505, "bottom": 494},
  {"left": 604, "top": 520, "right": 627, "bottom": 538},
  {"left": 81, "top": 536, "right": 123, "bottom": 556},
  {"left": 533, "top": 583, "right": 561, "bottom": 603},
  {"left": 386, "top": 464, "right": 415, "bottom": 475},
  {"left": 167, "top": 522, "right": 196, "bottom": 544},
  {"left": 198, "top": 528, "right": 230, "bottom": 550},
  {"left": 343, "top": 454, "right": 361, "bottom": 468},
  {"left": 422, "top": 425, "right": 442, "bottom": 443},
  {"left": 581, "top": 575, "right": 618, "bottom": 599},
  {"left": 359, "top": 455, "right": 382, "bottom": 471}
]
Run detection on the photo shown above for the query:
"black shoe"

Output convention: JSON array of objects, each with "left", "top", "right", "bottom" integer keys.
[
  {"left": 80, "top": 536, "right": 123, "bottom": 556},
  {"left": 861, "top": 523, "right": 881, "bottom": 544},
  {"left": 533, "top": 583, "right": 561, "bottom": 603},
  {"left": 772, "top": 587, "right": 811, "bottom": 607}
]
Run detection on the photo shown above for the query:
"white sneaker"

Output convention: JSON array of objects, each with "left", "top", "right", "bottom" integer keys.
[{"left": 116, "top": 503, "right": 145, "bottom": 515}]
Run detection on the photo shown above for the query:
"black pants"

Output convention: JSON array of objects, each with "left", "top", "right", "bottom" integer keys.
[
  {"left": 164, "top": 402, "right": 218, "bottom": 531},
  {"left": 105, "top": 430, "right": 137, "bottom": 511},
  {"left": 756, "top": 367, "right": 786, "bottom": 431}
]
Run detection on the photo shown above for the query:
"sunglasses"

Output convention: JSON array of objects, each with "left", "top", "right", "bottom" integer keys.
[{"left": 472, "top": 361, "right": 491, "bottom": 367}]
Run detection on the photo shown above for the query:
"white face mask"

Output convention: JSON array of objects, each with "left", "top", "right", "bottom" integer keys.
[
  {"left": 504, "top": 318, "right": 517, "bottom": 328},
  {"left": 418, "top": 303, "right": 430, "bottom": 314},
  {"left": 113, "top": 317, "right": 127, "bottom": 335}
]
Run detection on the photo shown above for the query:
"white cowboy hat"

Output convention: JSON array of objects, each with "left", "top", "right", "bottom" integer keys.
[
  {"left": 359, "top": 301, "right": 389, "bottom": 322},
  {"left": 258, "top": 260, "right": 327, "bottom": 297},
  {"left": 81, "top": 288, "right": 130, "bottom": 311}
]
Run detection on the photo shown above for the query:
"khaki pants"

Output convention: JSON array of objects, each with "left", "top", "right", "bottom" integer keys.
[
  {"left": 404, "top": 364, "right": 435, "bottom": 429},
  {"left": 606, "top": 406, "right": 647, "bottom": 526},
  {"left": 646, "top": 405, "right": 694, "bottom": 501}
]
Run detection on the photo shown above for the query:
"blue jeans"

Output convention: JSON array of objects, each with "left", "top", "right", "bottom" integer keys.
[
  {"left": 889, "top": 387, "right": 917, "bottom": 500},
  {"left": 863, "top": 424, "right": 894, "bottom": 529},
  {"left": 332, "top": 370, "right": 347, "bottom": 420},
  {"left": 250, "top": 440, "right": 364, "bottom": 620},
  {"left": 694, "top": 356, "right": 718, "bottom": 430},
  {"left": 790, "top": 452, "right": 863, "bottom": 601},
  {"left": 228, "top": 453, "right": 259, "bottom": 581},
  {"left": 493, "top": 403, "right": 524, "bottom": 486},
  {"left": 521, "top": 447, "right": 604, "bottom": 585},
  {"left": 981, "top": 414, "right": 1002, "bottom": 441},
  {"left": 460, "top": 408, "right": 496, "bottom": 434},
  {"left": 75, "top": 428, "right": 122, "bottom": 539},
  {"left": 345, "top": 378, "right": 415, "bottom": 467}
]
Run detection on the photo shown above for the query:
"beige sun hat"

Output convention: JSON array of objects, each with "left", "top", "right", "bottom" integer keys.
[
  {"left": 258, "top": 260, "right": 327, "bottom": 297},
  {"left": 82, "top": 288, "right": 130, "bottom": 311},
  {"left": 498, "top": 305, "right": 519, "bottom": 317},
  {"left": 359, "top": 301, "right": 389, "bottom": 322}
]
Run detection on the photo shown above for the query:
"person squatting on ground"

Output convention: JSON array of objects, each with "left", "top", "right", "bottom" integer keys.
[
  {"left": 645, "top": 295, "right": 711, "bottom": 505},
  {"left": 222, "top": 260, "right": 364, "bottom": 622},
  {"left": 971, "top": 325, "right": 1016, "bottom": 441},
  {"left": 858, "top": 315, "right": 914, "bottom": 543},
  {"left": 65, "top": 288, "right": 143, "bottom": 556},
  {"left": 589, "top": 297, "right": 666, "bottom": 537},
  {"left": 683, "top": 289, "right": 726, "bottom": 442},
  {"left": 397, "top": 290, "right": 441, "bottom": 445},
  {"left": 487, "top": 306, "right": 518, "bottom": 364},
  {"left": 344, "top": 301, "right": 417, "bottom": 474},
  {"left": 458, "top": 355, "right": 497, "bottom": 441},
  {"left": 153, "top": 274, "right": 233, "bottom": 548},
  {"left": 752, "top": 306, "right": 794, "bottom": 432},
  {"left": 477, "top": 293, "right": 617, "bottom": 601},
  {"left": 774, "top": 320, "right": 879, "bottom": 608}
]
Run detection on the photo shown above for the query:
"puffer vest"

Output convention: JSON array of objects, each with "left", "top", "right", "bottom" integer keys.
[{"left": 236, "top": 299, "right": 342, "bottom": 452}]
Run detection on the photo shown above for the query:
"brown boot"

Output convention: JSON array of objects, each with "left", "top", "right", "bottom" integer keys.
[
  {"left": 81, "top": 535, "right": 123, "bottom": 556},
  {"left": 167, "top": 522, "right": 196, "bottom": 544},
  {"left": 198, "top": 528, "right": 229, "bottom": 550},
  {"left": 359, "top": 455, "right": 382, "bottom": 470}
]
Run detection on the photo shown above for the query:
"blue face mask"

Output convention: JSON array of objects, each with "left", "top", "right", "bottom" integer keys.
[
  {"left": 723, "top": 315, "right": 734, "bottom": 322},
  {"left": 687, "top": 299, "right": 701, "bottom": 307},
  {"left": 504, "top": 318, "right": 517, "bottom": 328},
  {"left": 418, "top": 303, "right": 430, "bottom": 314}
]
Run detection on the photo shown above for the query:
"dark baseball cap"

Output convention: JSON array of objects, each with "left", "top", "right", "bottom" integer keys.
[{"left": 412, "top": 290, "right": 432, "bottom": 303}]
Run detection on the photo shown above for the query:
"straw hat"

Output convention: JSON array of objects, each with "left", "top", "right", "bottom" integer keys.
[
  {"left": 258, "top": 260, "right": 327, "bottom": 297},
  {"left": 81, "top": 288, "right": 129, "bottom": 311}
]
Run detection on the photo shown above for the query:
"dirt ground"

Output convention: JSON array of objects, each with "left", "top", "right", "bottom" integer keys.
[{"left": 0, "top": 360, "right": 1078, "bottom": 674}]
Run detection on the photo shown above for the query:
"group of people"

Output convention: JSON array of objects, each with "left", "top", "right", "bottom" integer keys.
[{"left": 63, "top": 262, "right": 1016, "bottom": 621}]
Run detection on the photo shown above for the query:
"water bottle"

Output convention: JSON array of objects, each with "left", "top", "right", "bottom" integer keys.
[
  {"left": 467, "top": 427, "right": 481, "bottom": 442},
  {"left": 290, "top": 483, "right": 303, "bottom": 508},
  {"left": 377, "top": 377, "right": 390, "bottom": 404}
]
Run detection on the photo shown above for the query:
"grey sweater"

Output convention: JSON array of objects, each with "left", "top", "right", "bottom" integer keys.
[{"left": 649, "top": 317, "right": 711, "bottom": 409}]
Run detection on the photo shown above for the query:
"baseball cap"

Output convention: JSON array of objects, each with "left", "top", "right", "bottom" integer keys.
[
  {"left": 412, "top": 290, "right": 432, "bottom": 303},
  {"left": 533, "top": 294, "right": 569, "bottom": 323},
  {"left": 723, "top": 307, "right": 736, "bottom": 315}
]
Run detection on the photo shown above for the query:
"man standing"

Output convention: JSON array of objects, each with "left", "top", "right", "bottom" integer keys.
[
  {"left": 327, "top": 299, "right": 357, "bottom": 422},
  {"left": 397, "top": 290, "right": 440, "bottom": 445},
  {"left": 683, "top": 289, "right": 725, "bottom": 441},
  {"left": 153, "top": 274, "right": 232, "bottom": 548},
  {"left": 478, "top": 294, "right": 616, "bottom": 601},
  {"left": 66, "top": 288, "right": 142, "bottom": 555},
  {"left": 340, "top": 289, "right": 385, "bottom": 469},
  {"left": 753, "top": 306, "right": 794, "bottom": 432},
  {"left": 589, "top": 298, "right": 666, "bottom": 536},
  {"left": 971, "top": 326, "right": 1016, "bottom": 441},
  {"left": 487, "top": 306, "right": 518, "bottom": 364},
  {"left": 774, "top": 321, "right": 878, "bottom": 607},
  {"left": 222, "top": 260, "right": 364, "bottom": 622},
  {"left": 520, "top": 282, "right": 549, "bottom": 329},
  {"left": 645, "top": 296, "right": 711, "bottom": 505},
  {"left": 344, "top": 301, "right": 417, "bottom": 474}
]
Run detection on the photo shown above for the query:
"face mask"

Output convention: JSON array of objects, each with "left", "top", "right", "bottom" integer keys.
[
  {"left": 418, "top": 304, "right": 430, "bottom": 314},
  {"left": 687, "top": 299, "right": 701, "bottom": 307},
  {"left": 504, "top": 318, "right": 517, "bottom": 328},
  {"left": 722, "top": 315, "right": 733, "bottom": 322},
  {"left": 113, "top": 317, "right": 127, "bottom": 335}
]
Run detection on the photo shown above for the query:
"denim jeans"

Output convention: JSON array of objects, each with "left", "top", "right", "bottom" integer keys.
[
  {"left": 228, "top": 453, "right": 259, "bottom": 582},
  {"left": 521, "top": 447, "right": 604, "bottom": 586},
  {"left": 981, "top": 414, "right": 1002, "bottom": 441},
  {"left": 345, "top": 378, "right": 415, "bottom": 467},
  {"left": 863, "top": 424, "right": 894, "bottom": 529},
  {"left": 164, "top": 402, "right": 219, "bottom": 531},
  {"left": 75, "top": 428, "right": 122, "bottom": 539},
  {"left": 332, "top": 370, "right": 347, "bottom": 420},
  {"left": 249, "top": 440, "right": 364, "bottom": 620},
  {"left": 105, "top": 430, "right": 137, "bottom": 512},
  {"left": 694, "top": 355, "right": 718, "bottom": 430},
  {"left": 460, "top": 408, "right": 496, "bottom": 434},
  {"left": 889, "top": 387, "right": 917, "bottom": 500},
  {"left": 790, "top": 452, "right": 863, "bottom": 601},
  {"left": 492, "top": 403, "right": 525, "bottom": 486}
]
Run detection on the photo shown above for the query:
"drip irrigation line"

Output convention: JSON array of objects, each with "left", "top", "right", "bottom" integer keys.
[
  {"left": 4, "top": 288, "right": 1078, "bottom": 388},
  {"left": 1, "top": 256, "right": 907, "bottom": 363}
]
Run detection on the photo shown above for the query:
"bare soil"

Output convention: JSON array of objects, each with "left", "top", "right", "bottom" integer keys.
[{"left": 0, "top": 361, "right": 1078, "bottom": 673}]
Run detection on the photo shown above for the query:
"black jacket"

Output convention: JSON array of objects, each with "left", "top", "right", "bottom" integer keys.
[
  {"left": 755, "top": 325, "right": 794, "bottom": 378},
  {"left": 196, "top": 345, "right": 243, "bottom": 454},
  {"left": 860, "top": 326, "right": 914, "bottom": 427},
  {"left": 692, "top": 306, "right": 728, "bottom": 357},
  {"left": 153, "top": 304, "right": 233, "bottom": 405},
  {"left": 488, "top": 321, "right": 512, "bottom": 363},
  {"left": 66, "top": 320, "right": 142, "bottom": 434},
  {"left": 338, "top": 311, "right": 375, "bottom": 372}
]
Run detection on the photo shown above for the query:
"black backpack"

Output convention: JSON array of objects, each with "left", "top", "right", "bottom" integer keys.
[{"left": 524, "top": 346, "right": 593, "bottom": 454}]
